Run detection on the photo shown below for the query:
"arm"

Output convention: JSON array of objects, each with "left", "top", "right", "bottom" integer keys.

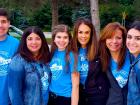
[
  {"left": 8, "top": 55, "right": 24, "bottom": 105},
  {"left": 71, "top": 71, "right": 79, "bottom": 105},
  {"left": 69, "top": 52, "right": 80, "bottom": 105}
]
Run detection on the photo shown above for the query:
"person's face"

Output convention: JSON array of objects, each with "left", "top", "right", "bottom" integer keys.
[
  {"left": 126, "top": 28, "right": 140, "bottom": 57},
  {"left": 26, "top": 33, "right": 42, "bottom": 56},
  {"left": 106, "top": 29, "right": 123, "bottom": 54},
  {"left": 77, "top": 23, "right": 91, "bottom": 48},
  {"left": 0, "top": 16, "right": 10, "bottom": 40},
  {"left": 54, "top": 32, "right": 69, "bottom": 51}
]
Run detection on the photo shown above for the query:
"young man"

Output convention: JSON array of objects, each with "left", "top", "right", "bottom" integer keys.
[{"left": 0, "top": 8, "right": 19, "bottom": 105}]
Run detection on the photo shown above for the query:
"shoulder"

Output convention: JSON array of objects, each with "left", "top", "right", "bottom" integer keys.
[
  {"left": 7, "top": 35, "right": 19, "bottom": 42},
  {"left": 69, "top": 51, "right": 77, "bottom": 58},
  {"left": 7, "top": 35, "right": 19, "bottom": 46},
  {"left": 11, "top": 54, "right": 24, "bottom": 61},
  {"left": 69, "top": 51, "right": 74, "bottom": 57},
  {"left": 8, "top": 36, "right": 19, "bottom": 45},
  {"left": 69, "top": 51, "right": 77, "bottom": 62},
  {"left": 9, "top": 54, "right": 25, "bottom": 70}
]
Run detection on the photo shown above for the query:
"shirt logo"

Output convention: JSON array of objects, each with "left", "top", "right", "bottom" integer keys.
[
  {"left": 41, "top": 72, "right": 49, "bottom": 90},
  {"left": 50, "top": 58, "right": 63, "bottom": 80},
  {"left": 0, "top": 56, "right": 11, "bottom": 76}
]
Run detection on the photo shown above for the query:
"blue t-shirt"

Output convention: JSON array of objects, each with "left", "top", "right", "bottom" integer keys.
[
  {"left": 0, "top": 35, "right": 19, "bottom": 105},
  {"left": 78, "top": 48, "right": 89, "bottom": 85},
  {"left": 110, "top": 51, "right": 130, "bottom": 88},
  {"left": 49, "top": 49, "right": 76, "bottom": 97}
]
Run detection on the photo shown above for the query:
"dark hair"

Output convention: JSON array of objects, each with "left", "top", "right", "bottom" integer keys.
[
  {"left": 0, "top": 8, "right": 10, "bottom": 20},
  {"left": 51, "top": 24, "right": 77, "bottom": 70},
  {"left": 73, "top": 17, "right": 98, "bottom": 61},
  {"left": 99, "top": 22, "right": 127, "bottom": 71},
  {"left": 18, "top": 26, "right": 50, "bottom": 63},
  {"left": 130, "top": 21, "right": 140, "bottom": 31}
]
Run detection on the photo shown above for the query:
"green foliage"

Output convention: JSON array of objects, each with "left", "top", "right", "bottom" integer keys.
[
  {"left": 100, "top": 2, "right": 135, "bottom": 28},
  {"left": 2, "top": 0, "right": 140, "bottom": 31},
  {"left": 31, "top": 1, "right": 52, "bottom": 31},
  {"left": 117, "top": 0, "right": 134, "bottom": 5},
  {"left": 132, "top": 0, "right": 140, "bottom": 20},
  {"left": 59, "top": 5, "right": 73, "bottom": 27},
  {"left": 10, "top": 9, "right": 28, "bottom": 29},
  {"left": 72, "top": 6, "right": 91, "bottom": 24}
]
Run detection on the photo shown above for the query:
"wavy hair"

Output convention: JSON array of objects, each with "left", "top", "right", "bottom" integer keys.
[
  {"left": 99, "top": 22, "right": 127, "bottom": 71},
  {"left": 51, "top": 24, "right": 77, "bottom": 71},
  {"left": 18, "top": 26, "right": 50, "bottom": 63}
]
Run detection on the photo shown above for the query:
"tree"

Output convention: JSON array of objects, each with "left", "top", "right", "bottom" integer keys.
[
  {"left": 51, "top": 0, "right": 58, "bottom": 29},
  {"left": 90, "top": 0, "right": 100, "bottom": 37}
]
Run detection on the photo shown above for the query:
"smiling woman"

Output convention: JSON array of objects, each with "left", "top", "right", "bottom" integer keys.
[
  {"left": 77, "top": 23, "right": 91, "bottom": 48},
  {"left": 8, "top": 26, "right": 51, "bottom": 105},
  {"left": 126, "top": 21, "right": 140, "bottom": 105},
  {"left": 48, "top": 24, "right": 80, "bottom": 105},
  {"left": 26, "top": 32, "right": 42, "bottom": 57},
  {"left": 99, "top": 22, "right": 130, "bottom": 105},
  {"left": 72, "top": 18, "right": 109, "bottom": 105}
]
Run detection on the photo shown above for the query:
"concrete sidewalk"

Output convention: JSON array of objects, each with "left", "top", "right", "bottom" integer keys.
[{"left": 44, "top": 32, "right": 52, "bottom": 38}]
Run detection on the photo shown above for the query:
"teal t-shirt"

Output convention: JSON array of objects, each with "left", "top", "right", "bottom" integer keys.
[
  {"left": 49, "top": 49, "right": 77, "bottom": 97},
  {"left": 0, "top": 35, "right": 19, "bottom": 105},
  {"left": 78, "top": 48, "right": 89, "bottom": 85},
  {"left": 110, "top": 51, "right": 130, "bottom": 88}
]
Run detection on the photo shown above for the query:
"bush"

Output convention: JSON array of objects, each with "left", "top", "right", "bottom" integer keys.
[
  {"left": 100, "top": 3, "right": 135, "bottom": 29},
  {"left": 10, "top": 9, "right": 28, "bottom": 29},
  {"left": 31, "top": 1, "right": 52, "bottom": 31},
  {"left": 59, "top": 5, "right": 73, "bottom": 27},
  {"left": 72, "top": 6, "right": 91, "bottom": 24}
]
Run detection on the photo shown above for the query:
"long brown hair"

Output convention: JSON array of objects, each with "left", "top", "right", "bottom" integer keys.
[
  {"left": 73, "top": 18, "right": 98, "bottom": 61},
  {"left": 51, "top": 24, "right": 77, "bottom": 71},
  {"left": 99, "top": 22, "right": 127, "bottom": 71}
]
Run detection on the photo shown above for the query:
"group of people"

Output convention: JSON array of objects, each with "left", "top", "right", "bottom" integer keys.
[{"left": 0, "top": 8, "right": 140, "bottom": 105}]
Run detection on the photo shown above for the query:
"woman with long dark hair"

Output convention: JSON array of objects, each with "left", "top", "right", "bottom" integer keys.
[
  {"left": 126, "top": 21, "right": 140, "bottom": 105},
  {"left": 9, "top": 26, "right": 51, "bottom": 105},
  {"left": 73, "top": 18, "right": 109, "bottom": 105}
]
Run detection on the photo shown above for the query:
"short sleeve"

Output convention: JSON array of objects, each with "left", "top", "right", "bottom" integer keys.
[{"left": 69, "top": 52, "right": 80, "bottom": 73}]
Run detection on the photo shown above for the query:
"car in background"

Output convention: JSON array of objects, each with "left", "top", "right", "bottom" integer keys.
[
  {"left": 8, "top": 25, "right": 23, "bottom": 37},
  {"left": 8, "top": 25, "right": 51, "bottom": 49},
  {"left": 8, "top": 25, "right": 52, "bottom": 38}
]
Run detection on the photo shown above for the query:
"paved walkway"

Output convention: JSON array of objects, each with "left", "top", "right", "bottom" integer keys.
[{"left": 44, "top": 32, "right": 52, "bottom": 38}]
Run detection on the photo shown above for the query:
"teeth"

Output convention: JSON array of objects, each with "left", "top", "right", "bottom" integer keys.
[{"left": 31, "top": 46, "right": 37, "bottom": 48}]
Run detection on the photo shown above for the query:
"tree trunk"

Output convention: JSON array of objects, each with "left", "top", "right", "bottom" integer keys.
[
  {"left": 90, "top": 0, "right": 100, "bottom": 38},
  {"left": 51, "top": 0, "right": 58, "bottom": 29}
]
